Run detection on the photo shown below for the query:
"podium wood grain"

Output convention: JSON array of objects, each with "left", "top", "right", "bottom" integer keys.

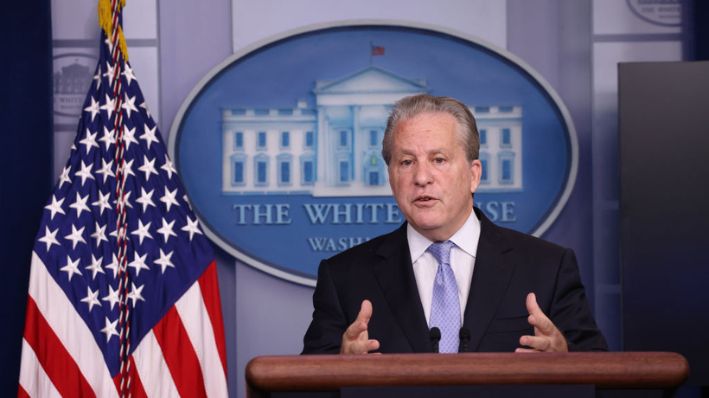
[{"left": 245, "top": 352, "right": 688, "bottom": 398}]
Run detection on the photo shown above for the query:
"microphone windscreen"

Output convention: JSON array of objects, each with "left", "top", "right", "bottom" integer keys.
[{"left": 429, "top": 327, "right": 441, "bottom": 341}]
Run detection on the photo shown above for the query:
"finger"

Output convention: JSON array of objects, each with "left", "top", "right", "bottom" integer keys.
[
  {"left": 525, "top": 292, "right": 541, "bottom": 316},
  {"left": 343, "top": 337, "right": 380, "bottom": 355},
  {"left": 344, "top": 300, "right": 373, "bottom": 340},
  {"left": 525, "top": 293, "right": 554, "bottom": 335},
  {"left": 519, "top": 334, "right": 551, "bottom": 351},
  {"left": 357, "top": 299, "right": 373, "bottom": 323},
  {"left": 515, "top": 347, "right": 538, "bottom": 353},
  {"left": 343, "top": 319, "right": 368, "bottom": 340}
]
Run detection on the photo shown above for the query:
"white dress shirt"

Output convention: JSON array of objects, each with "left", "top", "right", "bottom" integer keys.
[{"left": 408, "top": 209, "right": 481, "bottom": 325}]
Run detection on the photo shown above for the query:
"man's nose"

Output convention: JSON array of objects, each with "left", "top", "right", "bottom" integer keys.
[{"left": 413, "top": 162, "right": 432, "bottom": 186}]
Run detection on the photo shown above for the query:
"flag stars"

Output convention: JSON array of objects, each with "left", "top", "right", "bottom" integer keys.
[
  {"left": 154, "top": 249, "right": 175, "bottom": 274},
  {"left": 96, "top": 159, "right": 115, "bottom": 183},
  {"left": 128, "top": 283, "right": 145, "bottom": 307},
  {"left": 92, "top": 190, "right": 112, "bottom": 215},
  {"left": 74, "top": 161, "right": 95, "bottom": 186},
  {"left": 38, "top": 227, "right": 60, "bottom": 251},
  {"left": 93, "top": 67, "right": 102, "bottom": 90},
  {"left": 136, "top": 187, "right": 156, "bottom": 212},
  {"left": 160, "top": 187, "right": 179, "bottom": 212},
  {"left": 128, "top": 252, "right": 150, "bottom": 277},
  {"left": 83, "top": 96, "right": 100, "bottom": 122},
  {"left": 102, "top": 284, "right": 120, "bottom": 311},
  {"left": 104, "top": 36, "right": 113, "bottom": 51},
  {"left": 44, "top": 195, "right": 65, "bottom": 220},
  {"left": 140, "top": 124, "right": 159, "bottom": 149},
  {"left": 103, "top": 61, "right": 115, "bottom": 80},
  {"left": 122, "top": 126, "right": 139, "bottom": 150},
  {"left": 58, "top": 165, "right": 72, "bottom": 188},
  {"left": 64, "top": 224, "right": 87, "bottom": 249},
  {"left": 69, "top": 192, "right": 91, "bottom": 217},
  {"left": 80, "top": 286, "right": 101, "bottom": 312},
  {"left": 105, "top": 254, "right": 121, "bottom": 279},
  {"left": 122, "top": 63, "right": 137, "bottom": 86},
  {"left": 100, "top": 93, "right": 116, "bottom": 120},
  {"left": 181, "top": 217, "right": 203, "bottom": 241},
  {"left": 59, "top": 255, "right": 82, "bottom": 281},
  {"left": 140, "top": 101, "right": 153, "bottom": 119},
  {"left": 85, "top": 254, "right": 105, "bottom": 279},
  {"left": 99, "top": 127, "right": 115, "bottom": 150},
  {"left": 123, "top": 158, "right": 136, "bottom": 178},
  {"left": 100, "top": 317, "right": 119, "bottom": 342},
  {"left": 161, "top": 158, "right": 177, "bottom": 180},
  {"left": 79, "top": 129, "right": 99, "bottom": 154},
  {"left": 122, "top": 94, "right": 138, "bottom": 118},
  {"left": 138, "top": 155, "right": 159, "bottom": 181},
  {"left": 131, "top": 219, "right": 153, "bottom": 245},
  {"left": 157, "top": 218, "right": 177, "bottom": 243},
  {"left": 114, "top": 190, "right": 133, "bottom": 210},
  {"left": 90, "top": 221, "right": 108, "bottom": 248}
]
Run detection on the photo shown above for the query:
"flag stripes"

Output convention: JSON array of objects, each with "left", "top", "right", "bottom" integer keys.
[{"left": 21, "top": 254, "right": 228, "bottom": 397}]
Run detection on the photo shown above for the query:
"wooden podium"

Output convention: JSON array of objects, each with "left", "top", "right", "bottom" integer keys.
[{"left": 246, "top": 352, "right": 688, "bottom": 398}]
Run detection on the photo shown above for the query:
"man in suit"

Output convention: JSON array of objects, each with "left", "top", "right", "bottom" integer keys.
[{"left": 302, "top": 94, "right": 607, "bottom": 354}]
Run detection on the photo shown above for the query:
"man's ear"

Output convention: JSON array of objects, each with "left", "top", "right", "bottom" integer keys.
[{"left": 469, "top": 159, "right": 482, "bottom": 193}]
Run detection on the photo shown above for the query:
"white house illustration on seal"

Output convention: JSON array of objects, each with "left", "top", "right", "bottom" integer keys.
[{"left": 221, "top": 67, "right": 523, "bottom": 196}]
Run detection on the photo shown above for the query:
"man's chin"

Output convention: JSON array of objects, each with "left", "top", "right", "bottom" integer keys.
[{"left": 410, "top": 219, "right": 446, "bottom": 237}]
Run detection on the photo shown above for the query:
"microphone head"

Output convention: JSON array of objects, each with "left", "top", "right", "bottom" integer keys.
[{"left": 429, "top": 327, "right": 441, "bottom": 341}]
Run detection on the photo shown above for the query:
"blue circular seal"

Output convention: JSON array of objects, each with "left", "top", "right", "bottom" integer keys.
[{"left": 169, "top": 22, "right": 578, "bottom": 286}]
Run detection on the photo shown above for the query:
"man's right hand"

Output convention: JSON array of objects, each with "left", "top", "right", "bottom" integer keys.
[{"left": 340, "top": 299, "right": 381, "bottom": 354}]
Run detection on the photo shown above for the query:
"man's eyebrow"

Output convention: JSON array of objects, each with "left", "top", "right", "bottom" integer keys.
[{"left": 395, "top": 147, "right": 447, "bottom": 155}]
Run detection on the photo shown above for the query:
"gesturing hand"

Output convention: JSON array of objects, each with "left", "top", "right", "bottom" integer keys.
[
  {"left": 340, "top": 300, "right": 381, "bottom": 355},
  {"left": 516, "top": 292, "right": 568, "bottom": 353}
]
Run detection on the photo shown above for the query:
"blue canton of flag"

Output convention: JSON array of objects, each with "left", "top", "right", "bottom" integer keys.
[{"left": 19, "top": 3, "right": 228, "bottom": 397}]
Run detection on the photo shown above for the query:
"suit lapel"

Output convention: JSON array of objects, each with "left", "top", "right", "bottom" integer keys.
[
  {"left": 372, "top": 225, "right": 432, "bottom": 353},
  {"left": 463, "top": 208, "right": 516, "bottom": 351}
]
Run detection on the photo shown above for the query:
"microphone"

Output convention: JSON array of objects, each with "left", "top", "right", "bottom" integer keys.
[
  {"left": 459, "top": 327, "right": 470, "bottom": 353},
  {"left": 429, "top": 327, "right": 441, "bottom": 353}
]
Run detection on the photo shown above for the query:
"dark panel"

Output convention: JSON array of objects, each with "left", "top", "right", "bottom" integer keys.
[
  {"left": 0, "top": 1, "right": 53, "bottom": 396},
  {"left": 690, "top": 0, "right": 709, "bottom": 60},
  {"left": 619, "top": 61, "right": 709, "bottom": 386}
]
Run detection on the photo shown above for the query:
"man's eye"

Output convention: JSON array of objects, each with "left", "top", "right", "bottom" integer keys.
[
  {"left": 433, "top": 157, "right": 446, "bottom": 164},
  {"left": 400, "top": 159, "right": 413, "bottom": 166}
]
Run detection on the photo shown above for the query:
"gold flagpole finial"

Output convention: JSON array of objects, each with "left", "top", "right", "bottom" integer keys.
[{"left": 98, "top": 0, "right": 129, "bottom": 61}]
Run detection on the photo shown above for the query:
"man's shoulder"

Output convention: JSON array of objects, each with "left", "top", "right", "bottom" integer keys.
[
  {"left": 323, "top": 224, "right": 406, "bottom": 265},
  {"left": 479, "top": 211, "right": 568, "bottom": 255}
]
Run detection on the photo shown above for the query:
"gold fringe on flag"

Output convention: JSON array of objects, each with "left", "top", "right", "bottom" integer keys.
[{"left": 98, "top": 0, "right": 129, "bottom": 61}]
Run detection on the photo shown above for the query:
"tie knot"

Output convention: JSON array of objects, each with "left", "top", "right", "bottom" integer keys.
[{"left": 428, "top": 240, "right": 455, "bottom": 266}]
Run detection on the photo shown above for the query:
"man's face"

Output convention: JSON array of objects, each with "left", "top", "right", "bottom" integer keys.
[{"left": 388, "top": 111, "right": 482, "bottom": 242}]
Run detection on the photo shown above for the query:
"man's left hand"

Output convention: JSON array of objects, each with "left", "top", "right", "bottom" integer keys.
[{"left": 516, "top": 292, "right": 568, "bottom": 353}]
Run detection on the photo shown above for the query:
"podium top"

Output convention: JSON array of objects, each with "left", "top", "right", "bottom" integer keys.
[{"left": 246, "top": 352, "right": 688, "bottom": 396}]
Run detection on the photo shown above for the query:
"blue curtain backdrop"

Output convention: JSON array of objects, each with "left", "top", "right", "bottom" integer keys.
[{"left": 0, "top": 1, "right": 53, "bottom": 395}]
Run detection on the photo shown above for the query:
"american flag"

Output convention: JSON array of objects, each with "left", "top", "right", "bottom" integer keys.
[
  {"left": 371, "top": 44, "right": 385, "bottom": 56},
  {"left": 18, "top": 2, "right": 228, "bottom": 397}
]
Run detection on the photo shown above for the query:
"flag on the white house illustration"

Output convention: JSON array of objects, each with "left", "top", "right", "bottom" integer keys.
[{"left": 18, "top": 1, "right": 228, "bottom": 396}]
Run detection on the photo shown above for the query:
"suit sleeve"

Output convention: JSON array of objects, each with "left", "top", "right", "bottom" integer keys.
[
  {"left": 550, "top": 249, "right": 609, "bottom": 351},
  {"left": 301, "top": 259, "right": 347, "bottom": 354}
]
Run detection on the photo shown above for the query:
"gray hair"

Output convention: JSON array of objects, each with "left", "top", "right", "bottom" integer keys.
[{"left": 381, "top": 94, "right": 479, "bottom": 165}]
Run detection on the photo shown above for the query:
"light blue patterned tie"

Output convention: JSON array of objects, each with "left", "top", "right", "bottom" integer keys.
[{"left": 428, "top": 240, "right": 460, "bottom": 353}]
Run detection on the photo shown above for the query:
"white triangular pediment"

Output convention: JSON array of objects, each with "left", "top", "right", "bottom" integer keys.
[{"left": 315, "top": 67, "right": 426, "bottom": 94}]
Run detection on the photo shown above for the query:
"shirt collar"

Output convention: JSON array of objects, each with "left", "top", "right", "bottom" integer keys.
[{"left": 407, "top": 208, "right": 481, "bottom": 262}]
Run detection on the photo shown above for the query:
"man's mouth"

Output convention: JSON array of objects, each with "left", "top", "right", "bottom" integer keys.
[{"left": 414, "top": 195, "right": 436, "bottom": 203}]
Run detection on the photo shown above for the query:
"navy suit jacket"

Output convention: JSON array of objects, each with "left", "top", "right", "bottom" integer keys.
[{"left": 302, "top": 208, "right": 607, "bottom": 353}]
